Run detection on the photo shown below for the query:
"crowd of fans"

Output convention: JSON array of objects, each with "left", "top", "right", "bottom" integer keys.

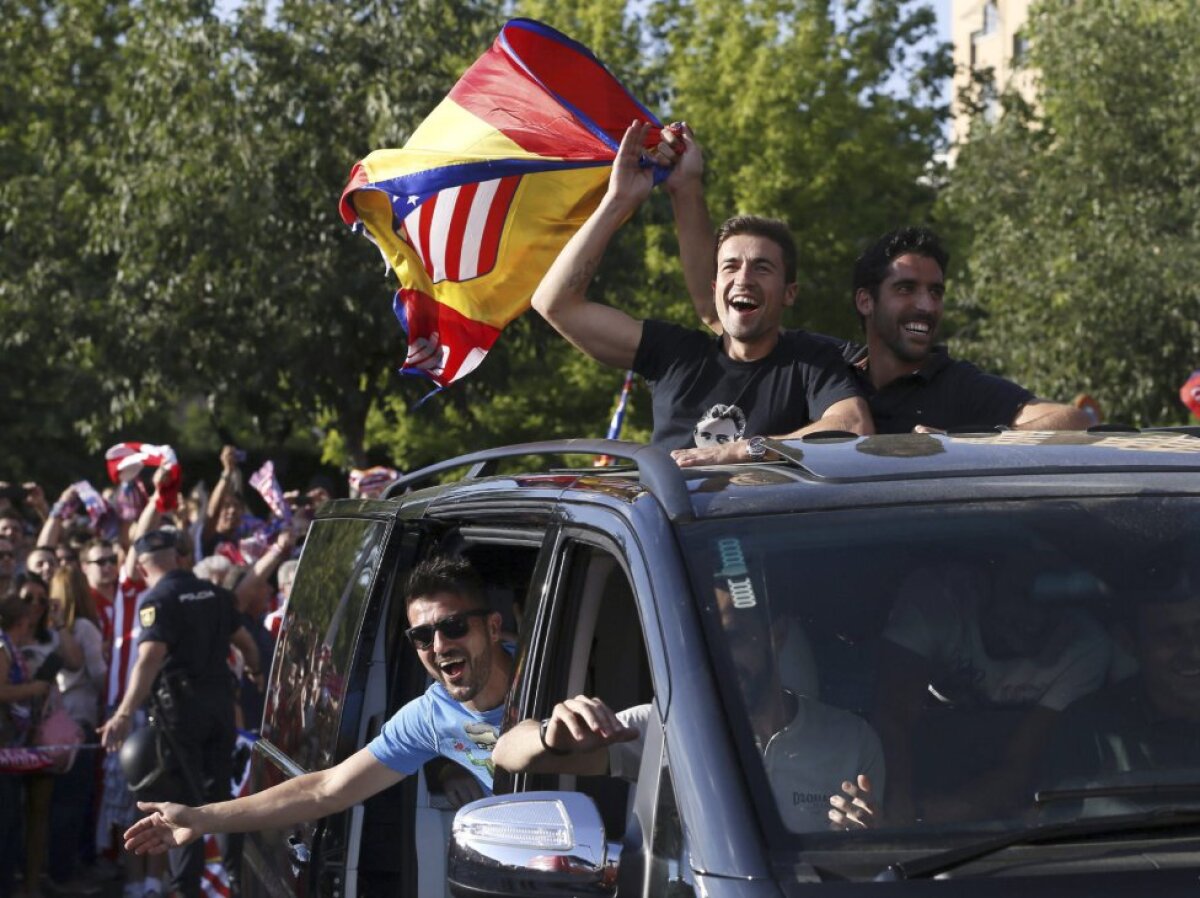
[{"left": 0, "top": 444, "right": 386, "bottom": 898}]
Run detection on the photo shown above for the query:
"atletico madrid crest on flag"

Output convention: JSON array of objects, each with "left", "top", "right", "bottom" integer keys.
[{"left": 339, "top": 18, "right": 673, "bottom": 389}]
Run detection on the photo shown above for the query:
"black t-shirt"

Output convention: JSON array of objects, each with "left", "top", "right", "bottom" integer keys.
[
  {"left": 837, "top": 341, "right": 1033, "bottom": 434},
  {"left": 138, "top": 569, "right": 238, "bottom": 689},
  {"left": 633, "top": 320, "right": 861, "bottom": 451}
]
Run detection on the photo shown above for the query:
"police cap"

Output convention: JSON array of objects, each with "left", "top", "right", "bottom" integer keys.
[{"left": 134, "top": 529, "right": 176, "bottom": 556}]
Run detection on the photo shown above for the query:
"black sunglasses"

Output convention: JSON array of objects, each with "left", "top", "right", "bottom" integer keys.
[
  {"left": 86, "top": 555, "right": 119, "bottom": 566},
  {"left": 405, "top": 610, "right": 491, "bottom": 650}
]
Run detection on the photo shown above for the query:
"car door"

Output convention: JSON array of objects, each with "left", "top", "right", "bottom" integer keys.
[{"left": 242, "top": 507, "right": 430, "bottom": 898}]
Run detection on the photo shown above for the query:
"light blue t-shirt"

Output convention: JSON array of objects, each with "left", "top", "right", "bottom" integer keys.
[{"left": 367, "top": 682, "right": 504, "bottom": 793}]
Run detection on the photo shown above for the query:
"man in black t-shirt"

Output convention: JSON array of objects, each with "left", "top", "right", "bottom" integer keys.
[
  {"left": 842, "top": 228, "right": 1087, "bottom": 432},
  {"left": 531, "top": 121, "right": 871, "bottom": 462},
  {"left": 99, "top": 529, "right": 260, "bottom": 898},
  {"left": 690, "top": 226, "right": 1088, "bottom": 433}
]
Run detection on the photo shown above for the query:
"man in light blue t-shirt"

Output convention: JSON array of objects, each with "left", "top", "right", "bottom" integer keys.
[{"left": 121, "top": 556, "right": 515, "bottom": 856}]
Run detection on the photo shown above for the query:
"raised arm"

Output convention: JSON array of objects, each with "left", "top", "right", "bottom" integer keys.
[
  {"left": 663, "top": 125, "right": 719, "bottom": 334},
  {"left": 530, "top": 121, "right": 659, "bottom": 371},
  {"left": 203, "top": 446, "right": 241, "bottom": 544},
  {"left": 1012, "top": 399, "right": 1090, "bottom": 431},
  {"left": 38, "top": 485, "right": 76, "bottom": 549},
  {"left": 124, "top": 747, "right": 403, "bottom": 854}
]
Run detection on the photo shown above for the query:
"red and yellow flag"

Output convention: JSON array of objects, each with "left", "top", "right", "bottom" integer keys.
[{"left": 340, "top": 18, "right": 670, "bottom": 388}]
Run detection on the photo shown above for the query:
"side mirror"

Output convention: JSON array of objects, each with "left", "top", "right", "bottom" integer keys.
[{"left": 447, "top": 791, "right": 619, "bottom": 897}]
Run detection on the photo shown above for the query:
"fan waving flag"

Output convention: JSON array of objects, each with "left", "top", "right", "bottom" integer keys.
[{"left": 339, "top": 18, "right": 672, "bottom": 389}]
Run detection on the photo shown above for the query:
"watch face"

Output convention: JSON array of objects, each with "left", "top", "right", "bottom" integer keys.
[{"left": 747, "top": 437, "right": 766, "bottom": 459}]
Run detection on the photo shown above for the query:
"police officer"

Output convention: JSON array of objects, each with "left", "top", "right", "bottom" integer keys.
[{"left": 99, "top": 528, "right": 260, "bottom": 898}]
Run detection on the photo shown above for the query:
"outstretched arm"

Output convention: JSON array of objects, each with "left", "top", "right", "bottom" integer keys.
[
  {"left": 125, "top": 747, "right": 404, "bottom": 854},
  {"left": 492, "top": 695, "right": 639, "bottom": 776},
  {"left": 531, "top": 121, "right": 661, "bottom": 371},
  {"left": 1012, "top": 400, "right": 1090, "bottom": 431}
]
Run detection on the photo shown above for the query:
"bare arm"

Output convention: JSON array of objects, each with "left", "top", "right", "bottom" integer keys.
[
  {"left": 492, "top": 696, "right": 638, "bottom": 776},
  {"left": 663, "top": 125, "right": 718, "bottom": 334},
  {"left": 203, "top": 446, "right": 241, "bottom": 543},
  {"left": 1012, "top": 400, "right": 1090, "bottom": 431},
  {"left": 99, "top": 640, "right": 168, "bottom": 750},
  {"left": 38, "top": 485, "right": 76, "bottom": 548},
  {"left": 671, "top": 396, "right": 875, "bottom": 467},
  {"left": 122, "top": 471, "right": 166, "bottom": 583},
  {"left": 236, "top": 530, "right": 294, "bottom": 610},
  {"left": 530, "top": 122, "right": 655, "bottom": 371},
  {"left": 125, "top": 747, "right": 404, "bottom": 854},
  {"left": 230, "top": 625, "right": 261, "bottom": 680}
]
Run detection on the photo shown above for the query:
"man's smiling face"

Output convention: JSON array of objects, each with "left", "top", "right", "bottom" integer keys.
[
  {"left": 1136, "top": 598, "right": 1200, "bottom": 719},
  {"left": 713, "top": 234, "right": 797, "bottom": 358},
  {"left": 407, "top": 591, "right": 499, "bottom": 706},
  {"left": 860, "top": 252, "right": 945, "bottom": 365}
]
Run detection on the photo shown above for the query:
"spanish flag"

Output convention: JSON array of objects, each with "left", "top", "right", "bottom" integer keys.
[{"left": 340, "top": 18, "right": 670, "bottom": 388}]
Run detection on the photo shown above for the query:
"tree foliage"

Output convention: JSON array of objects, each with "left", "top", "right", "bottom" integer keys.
[
  {"left": 939, "top": 0, "right": 1200, "bottom": 425},
  {"left": 1, "top": 0, "right": 949, "bottom": 480}
]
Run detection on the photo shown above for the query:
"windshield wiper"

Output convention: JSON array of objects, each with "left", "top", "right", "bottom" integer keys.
[{"left": 874, "top": 807, "right": 1200, "bottom": 881}]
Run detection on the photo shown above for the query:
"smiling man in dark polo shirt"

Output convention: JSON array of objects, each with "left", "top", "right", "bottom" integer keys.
[{"left": 842, "top": 227, "right": 1088, "bottom": 433}]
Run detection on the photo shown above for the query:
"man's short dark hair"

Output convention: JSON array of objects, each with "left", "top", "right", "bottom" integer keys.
[
  {"left": 404, "top": 556, "right": 487, "bottom": 611},
  {"left": 852, "top": 226, "right": 949, "bottom": 327},
  {"left": 715, "top": 216, "right": 798, "bottom": 285},
  {"left": 83, "top": 538, "right": 114, "bottom": 558}
]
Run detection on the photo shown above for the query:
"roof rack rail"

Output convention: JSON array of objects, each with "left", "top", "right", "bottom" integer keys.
[{"left": 382, "top": 439, "right": 693, "bottom": 522}]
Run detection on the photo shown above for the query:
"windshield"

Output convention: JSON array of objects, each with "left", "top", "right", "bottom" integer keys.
[{"left": 683, "top": 497, "right": 1200, "bottom": 865}]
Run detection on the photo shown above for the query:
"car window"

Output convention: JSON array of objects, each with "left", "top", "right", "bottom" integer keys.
[
  {"left": 263, "top": 516, "right": 388, "bottom": 771},
  {"left": 522, "top": 540, "right": 654, "bottom": 838},
  {"left": 681, "top": 497, "right": 1200, "bottom": 856}
]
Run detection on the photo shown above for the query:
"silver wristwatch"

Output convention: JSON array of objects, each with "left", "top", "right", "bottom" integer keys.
[{"left": 746, "top": 436, "right": 768, "bottom": 461}]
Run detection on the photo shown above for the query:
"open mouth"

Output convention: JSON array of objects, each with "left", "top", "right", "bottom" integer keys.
[
  {"left": 438, "top": 658, "right": 467, "bottom": 681},
  {"left": 902, "top": 320, "right": 933, "bottom": 338},
  {"left": 728, "top": 294, "right": 761, "bottom": 313}
]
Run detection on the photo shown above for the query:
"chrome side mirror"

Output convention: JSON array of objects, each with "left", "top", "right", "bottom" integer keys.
[{"left": 447, "top": 791, "right": 618, "bottom": 897}]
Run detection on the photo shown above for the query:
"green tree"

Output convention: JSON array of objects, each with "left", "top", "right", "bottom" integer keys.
[{"left": 940, "top": 0, "right": 1200, "bottom": 425}]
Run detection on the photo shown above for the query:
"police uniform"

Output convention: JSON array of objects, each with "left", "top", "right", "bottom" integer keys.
[{"left": 134, "top": 530, "right": 240, "bottom": 896}]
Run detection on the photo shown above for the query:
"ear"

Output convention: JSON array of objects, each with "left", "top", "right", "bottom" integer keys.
[
  {"left": 854, "top": 288, "right": 874, "bottom": 321},
  {"left": 783, "top": 282, "right": 798, "bottom": 308},
  {"left": 488, "top": 610, "right": 502, "bottom": 642}
]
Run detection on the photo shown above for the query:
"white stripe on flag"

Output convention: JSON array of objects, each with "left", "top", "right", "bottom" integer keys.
[
  {"left": 404, "top": 207, "right": 427, "bottom": 273},
  {"left": 459, "top": 178, "right": 501, "bottom": 280},
  {"left": 427, "top": 185, "right": 459, "bottom": 283}
]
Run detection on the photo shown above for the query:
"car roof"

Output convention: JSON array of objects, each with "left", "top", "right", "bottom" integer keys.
[{"left": 363, "top": 429, "right": 1200, "bottom": 526}]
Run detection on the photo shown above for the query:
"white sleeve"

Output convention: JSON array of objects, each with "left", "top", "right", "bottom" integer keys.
[
  {"left": 1037, "top": 611, "right": 1112, "bottom": 712},
  {"left": 608, "top": 704, "right": 652, "bottom": 782}
]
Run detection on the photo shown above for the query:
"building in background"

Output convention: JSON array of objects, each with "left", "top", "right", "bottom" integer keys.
[{"left": 950, "top": 0, "right": 1036, "bottom": 145}]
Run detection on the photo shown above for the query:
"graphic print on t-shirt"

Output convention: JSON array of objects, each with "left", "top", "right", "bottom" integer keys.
[
  {"left": 693, "top": 403, "right": 747, "bottom": 448},
  {"left": 450, "top": 721, "right": 500, "bottom": 777}
]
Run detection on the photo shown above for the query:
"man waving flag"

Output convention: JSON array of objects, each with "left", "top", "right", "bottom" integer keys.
[{"left": 339, "top": 18, "right": 674, "bottom": 388}]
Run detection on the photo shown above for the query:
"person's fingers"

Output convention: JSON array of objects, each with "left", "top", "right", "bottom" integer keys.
[
  {"left": 609, "top": 726, "right": 640, "bottom": 743},
  {"left": 857, "top": 773, "right": 872, "bottom": 794}
]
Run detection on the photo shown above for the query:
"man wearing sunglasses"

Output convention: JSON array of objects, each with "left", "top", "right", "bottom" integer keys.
[{"left": 121, "top": 555, "right": 515, "bottom": 860}]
